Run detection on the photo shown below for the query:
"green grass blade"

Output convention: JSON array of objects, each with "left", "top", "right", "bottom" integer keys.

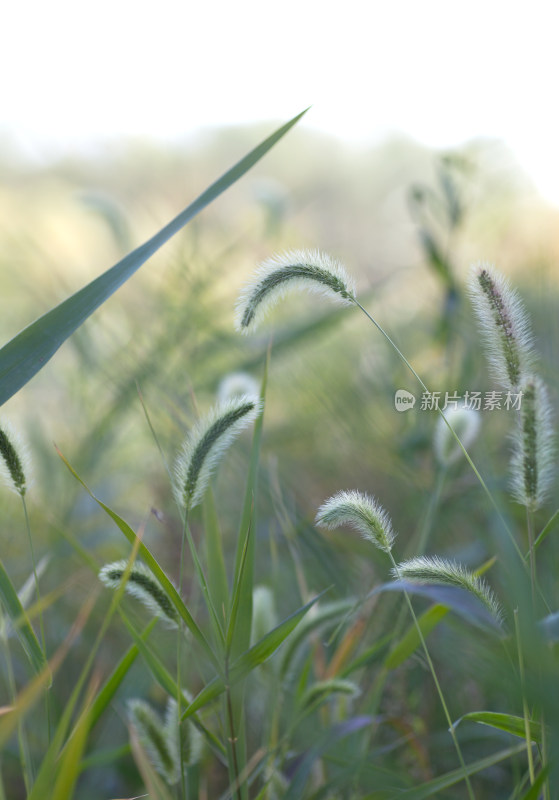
[
  {"left": 230, "top": 351, "right": 269, "bottom": 659},
  {"left": 226, "top": 515, "right": 253, "bottom": 655},
  {"left": 452, "top": 711, "right": 542, "bottom": 744},
  {"left": 532, "top": 508, "right": 559, "bottom": 554},
  {"left": 280, "top": 599, "right": 355, "bottom": 679},
  {"left": 51, "top": 683, "right": 97, "bottom": 800},
  {"left": 183, "top": 594, "right": 322, "bottom": 720},
  {"left": 520, "top": 766, "right": 550, "bottom": 799},
  {"left": 381, "top": 743, "right": 526, "bottom": 799},
  {"left": 0, "top": 110, "right": 308, "bottom": 407},
  {"left": 229, "top": 593, "right": 323, "bottom": 683},
  {"left": 56, "top": 446, "right": 220, "bottom": 671},
  {"left": 203, "top": 489, "right": 230, "bottom": 629},
  {"left": 0, "top": 557, "right": 48, "bottom": 678},
  {"left": 384, "top": 605, "right": 449, "bottom": 670},
  {"left": 119, "top": 611, "right": 227, "bottom": 760},
  {"left": 87, "top": 619, "right": 157, "bottom": 732},
  {"left": 371, "top": 581, "right": 502, "bottom": 633}
]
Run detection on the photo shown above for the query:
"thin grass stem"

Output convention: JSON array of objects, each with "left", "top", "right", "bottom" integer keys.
[
  {"left": 225, "top": 668, "right": 243, "bottom": 800},
  {"left": 21, "top": 495, "right": 51, "bottom": 745},
  {"left": 388, "top": 551, "right": 476, "bottom": 800},
  {"left": 514, "top": 609, "right": 535, "bottom": 786}
]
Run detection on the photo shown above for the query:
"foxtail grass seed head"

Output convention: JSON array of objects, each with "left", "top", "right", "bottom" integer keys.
[
  {"left": 316, "top": 490, "right": 395, "bottom": 553},
  {"left": 467, "top": 264, "right": 534, "bottom": 389},
  {"left": 128, "top": 699, "right": 180, "bottom": 785},
  {"left": 217, "top": 371, "right": 260, "bottom": 404},
  {"left": 165, "top": 698, "right": 203, "bottom": 768},
  {"left": 511, "top": 376, "right": 555, "bottom": 511},
  {"left": 0, "top": 421, "right": 31, "bottom": 497},
  {"left": 173, "top": 395, "right": 263, "bottom": 512},
  {"left": 434, "top": 405, "right": 481, "bottom": 467},
  {"left": 393, "top": 555, "right": 504, "bottom": 626},
  {"left": 99, "top": 560, "right": 178, "bottom": 628},
  {"left": 235, "top": 249, "right": 356, "bottom": 333}
]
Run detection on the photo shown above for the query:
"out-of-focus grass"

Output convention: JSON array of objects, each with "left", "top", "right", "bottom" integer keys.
[{"left": 1, "top": 126, "right": 559, "bottom": 797}]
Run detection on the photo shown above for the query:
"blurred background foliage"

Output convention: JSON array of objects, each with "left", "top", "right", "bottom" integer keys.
[{"left": 1, "top": 126, "right": 559, "bottom": 797}]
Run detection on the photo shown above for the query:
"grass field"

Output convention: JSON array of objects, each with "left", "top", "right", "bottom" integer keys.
[{"left": 1, "top": 115, "right": 558, "bottom": 799}]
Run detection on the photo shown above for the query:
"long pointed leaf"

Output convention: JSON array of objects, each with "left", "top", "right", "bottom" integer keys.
[
  {"left": 0, "top": 110, "right": 308, "bottom": 407},
  {"left": 0, "top": 557, "right": 48, "bottom": 678},
  {"left": 452, "top": 711, "right": 542, "bottom": 744},
  {"left": 88, "top": 619, "right": 157, "bottom": 733},
  {"left": 381, "top": 743, "right": 526, "bottom": 799},
  {"left": 183, "top": 593, "right": 322, "bottom": 720}
]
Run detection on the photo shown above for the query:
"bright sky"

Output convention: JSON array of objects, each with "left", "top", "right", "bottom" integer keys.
[{"left": 3, "top": 0, "right": 559, "bottom": 203}]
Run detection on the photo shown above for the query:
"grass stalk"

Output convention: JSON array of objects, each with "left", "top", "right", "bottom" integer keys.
[
  {"left": 388, "top": 551, "right": 476, "bottom": 800},
  {"left": 514, "top": 609, "right": 535, "bottom": 786},
  {"left": 21, "top": 495, "right": 51, "bottom": 742}
]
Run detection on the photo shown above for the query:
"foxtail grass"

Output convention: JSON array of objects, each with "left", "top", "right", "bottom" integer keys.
[
  {"left": 99, "top": 560, "right": 179, "bottom": 628},
  {"left": 467, "top": 263, "right": 534, "bottom": 389},
  {"left": 316, "top": 492, "right": 477, "bottom": 800}
]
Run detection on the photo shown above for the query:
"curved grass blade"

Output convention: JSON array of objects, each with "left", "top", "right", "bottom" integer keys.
[
  {"left": 0, "top": 110, "right": 308, "bottom": 407},
  {"left": 88, "top": 619, "right": 157, "bottom": 733},
  {"left": 55, "top": 446, "right": 219, "bottom": 671},
  {"left": 452, "top": 710, "right": 542, "bottom": 744},
  {"left": 183, "top": 593, "right": 322, "bottom": 720},
  {"left": 381, "top": 743, "right": 526, "bottom": 799},
  {"left": 51, "top": 677, "right": 99, "bottom": 800},
  {"left": 532, "top": 508, "right": 559, "bottom": 554},
  {"left": 0, "top": 557, "right": 48, "bottom": 678},
  {"left": 371, "top": 581, "right": 503, "bottom": 634},
  {"left": 119, "top": 610, "right": 226, "bottom": 761},
  {"left": 279, "top": 598, "right": 356, "bottom": 679}
]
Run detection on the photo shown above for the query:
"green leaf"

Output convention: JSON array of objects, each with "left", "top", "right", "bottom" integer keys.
[
  {"left": 183, "top": 593, "right": 321, "bottom": 720},
  {"left": 371, "top": 580, "right": 503, "bottom": 633},
  {"left": 52, "top": 685, "right": 97, "bottom": 800},
  {"left": 520, "top": 766, "right": 550, "bottom": 799},
  {"left": 384, "top": 743, "right": 526, "bottom": 799},
  {"left": 452, "top": 711, "right": 542, "bottom": 744},
  {"left": 56, "top": 447, "right": 220, "bottom": 671},
  {"left": 0, "top": 110, "right": 308, "bottom": 407},
  {"left": 280, "top": 598, "right": 355, "bottom": 679},
  {"left": 384, "top": 604, "right": 449, "bottom": 670},
  {"left": 532, "top": 508, "right": 559, "bottom": 554},
  {"left": 87, "top": 619, "right": 157, "bottom": 733},
  {"left": 119, "top": 611, "right": 226, "bottom": 760},
  {"left": 0, "top": 557, "right": 48, "bottom": 679},
  {"left": 229, "top": 352, "right": 269, "bottom": 660},
  {"left": 203, "top": 489, "right": 229, "bottom": 629}
]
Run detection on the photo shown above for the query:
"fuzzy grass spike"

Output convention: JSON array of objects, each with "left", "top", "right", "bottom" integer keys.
[
  {"left": 393, "top": 555, "right": 503, "bottom": 626},
  {"left": 128, "top": 698, "right": 180, "bottom": 785},
  {"left": 99, "top": 560, "right": 178, "bottom": 628},
  {"left": 0, "top": 421, "right": 30, "bottom": 497},
  {"left": 173, "top": 395, "right": 263, "bottom": 511},
  {"left": 467, "top": 264, "right": 534, "bottom": 389},
  {"left": 316, "top": 490, "right": 395, "bottom": 553},
  {"left": 510, "top": 376, "right": 555, "bottom": 511},
  {"left": 235, "top": 249, "right": 355, "bottom": 333}
]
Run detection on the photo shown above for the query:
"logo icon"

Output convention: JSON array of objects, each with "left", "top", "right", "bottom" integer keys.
[{"left": 394, "top": 389, "right": 416, "bottom": 412}]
